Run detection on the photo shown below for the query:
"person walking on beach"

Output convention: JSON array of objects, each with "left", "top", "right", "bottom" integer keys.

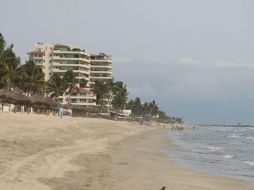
[{"left": 59, "top": 107, "right": 64, "bottom": 119}]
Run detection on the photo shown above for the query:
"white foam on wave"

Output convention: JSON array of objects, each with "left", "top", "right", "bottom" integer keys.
[
  {"left": 224, "top": 155, "right": 234, "bottom": 159},
  {"left": 233, "top": 129, "right": 247, "bottom": 132},
  {"left": 192, "top": 149, "right": 206, "bottom": 154},
  {"left": 192, "top": 146, "right": 224, "bottom": 154},
  {"left": 216, "top": 128, "right": 227, "bottom": 131},
  {"left": 244, "top": 161, "right": 254, "bottom": 166},
  {"left": 246, "top": 136, "right": 254, "bottom": 141},
  {"left": 228, "top": 134, "right": 241, "bottom": 138},
  {"left": 202, "top": 145, "right": 223, "bottom": 152}
]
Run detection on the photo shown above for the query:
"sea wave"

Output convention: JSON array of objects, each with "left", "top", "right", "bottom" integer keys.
[
  {"left": 246, "top": 137, "right": 254, "bottom": 141},
  {"left": 167, "top": 126, "right": 254, "bottom": 185},
  {"left": 202, "top": 145, "right": 223, "bottom": 152},
  {"left": 228, "top": 134, "right": 241, "bottom": 138},
  {"left": 192, "top": 146, "right": 224, "bottom": 154},
  {"left": 224, "top": 155, "right": 234, "bottom": 159},
  {"left": 243, "top": 161, "right": 254, "bottom": 166}
]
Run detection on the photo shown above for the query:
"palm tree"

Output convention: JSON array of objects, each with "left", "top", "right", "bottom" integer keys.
[
  {"left": 0, "top": 33, "right": 19, "bottom": 89},
  {"left": 132, "top": 97, "right": 143, "bottom": 116},
  {"left": 17, "top": 60, "right": 45, "bottom": 95},
  {"left": 112, "top": 81, "right": 128, "bottom": 112},
  {"left": 79, "top": 79, "right": 88, "bottom": 88},
  {"left": 62, "top": 70, "right": 78, "bottom": 103},
  {"left": 91, "top": 80, "right": 112, "bottom": 111},
  {"left": 147, "top": 100, "right": 159, "bottom": 116},
  {"left": 47, "top": 73, "right": 65, "bottom": 99}
]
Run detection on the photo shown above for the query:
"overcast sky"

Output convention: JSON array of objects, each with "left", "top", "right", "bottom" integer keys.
[{"left": 1, "top": 0, "right": 254, "bottom": 124}]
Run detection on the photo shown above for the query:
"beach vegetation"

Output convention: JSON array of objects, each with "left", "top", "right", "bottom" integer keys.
[
  {"left": 15, "top": 60, "right": 45, "bottom": 95},
  {"left": 112, "top": 81, "right": 128, "bottom": 111},
  {"left": 91, "top": 80, "right": 112, "bottom": 111},
  {"left": 0, "top": 33, "right": 20, "bottom": 89},
  {"left": 47, "top": 73, "right": 65, "bottom": 99}
]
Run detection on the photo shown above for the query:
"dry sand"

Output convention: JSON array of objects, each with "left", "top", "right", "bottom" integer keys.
[{"left": 0, "top": 112, "right": 253, "bottom": 190}]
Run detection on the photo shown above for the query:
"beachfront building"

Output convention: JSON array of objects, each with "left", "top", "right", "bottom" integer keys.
[
  {"left": 90, "top": 53, "right": 113, "bottom": 83},
  {"left": 28, "top": 43, "right": 113, "bottom": 106},
  {"left": 90, "top": 53, "right": 113, "bottom": 106}
]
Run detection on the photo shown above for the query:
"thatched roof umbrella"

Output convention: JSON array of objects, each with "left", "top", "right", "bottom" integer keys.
[
  {"left": 0, "top": 89, "right": 13, "bottom": 111},
  {"left": 0, "top": 88, "right": 26, "bottom": 105},
  {"left": 43, "top": 97, "right": 58, "bottom": 109},
  {"left": 62, "top": 103, "right": 73, "bottom": 109},
  {"left": 85, "top": 106, "right": 100, "bottom": 113},
  {"left": 71, "top": 105, "right": 84, "bottom": 111},
  {"left": 11, "top": 88, "right": 30, "bottom": 106},
  {"left": 71, "top": 105, "right": 99, "bottom": 112},
  {"left": 0, "top": 88, "right": 29, "bottom": 111},
  {"left": 71, "top": 105, "right": 86, "bottom": 117},
  {"left": 30, "top": 94, "right": 46, "bottom": 107},
  {"left": 0, "top": 89, "right": 12, "bottom": 102}
]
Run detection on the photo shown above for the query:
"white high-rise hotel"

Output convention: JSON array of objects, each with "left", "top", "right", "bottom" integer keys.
[{"left": 28, "top": 42, "right": 113, "bottom": 106}]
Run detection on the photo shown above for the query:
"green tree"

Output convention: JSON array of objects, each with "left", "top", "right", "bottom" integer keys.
[
  {"left": 0, "top": 33, "right": 19, "bottom": 89},
  {"left": 91, "top": 80, "right": 112, "bottom": 111},
  {"left": 62, "top": 70, "right": 78, "bottom": 103},
  {"left": 112, "top": 81, "right": 128, "bottom": 111},
  {"left": 17, "top": 60, "right": 45, "bottom": 94},
  {"left": 132, "top": 97, "right": 143, "bottom": 116},
  {"left": 62, "top": 70, "right": 76, "bottom": 90},
  {"left": 147, "top": 100, "right": 159, "bottom": 116},
  {"left": 47, "top": 73, "right": 65, "bottom": 99},
  {"left": 79, "top": 79, "right": 88, "bottom": 88}
]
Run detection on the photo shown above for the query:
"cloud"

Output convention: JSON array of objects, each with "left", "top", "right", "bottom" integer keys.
[
  {"left": 127, "top": 85, "right": 158, "bottom": 101},
  {"left": 210, "top": 60, "right": 254, "bottom": 69},
  {"left": 113, "top": 56, "right": 132, "bottom": 63},
  {"left": 178, "top": 57, "right": 200, "bottom": 65}
]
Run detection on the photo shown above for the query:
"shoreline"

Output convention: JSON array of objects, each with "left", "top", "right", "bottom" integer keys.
[
  {"left": 0, "top": 113, "right": 253, "bottom": 190},
  {"left": 167, "top": 126, "right": 254, "bottom": 187},
  {"left": 103, "top": 129, "right": 254, "bottom": 190}
]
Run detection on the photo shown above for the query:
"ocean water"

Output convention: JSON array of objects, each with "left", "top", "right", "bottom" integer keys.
[{"left": 166, "top": 126, "right": 254, "bottom": 185}]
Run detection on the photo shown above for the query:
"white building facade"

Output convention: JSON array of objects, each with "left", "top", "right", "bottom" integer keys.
[{"left": 28, "top": 43, "right": 113, "bottom": 106}]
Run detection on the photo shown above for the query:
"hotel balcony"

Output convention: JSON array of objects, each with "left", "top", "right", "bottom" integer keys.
[
  {"left": 52, "top": 62, "right": 90, "bottom": 69},
  {"left": 90, "top": 76, "right": 112, "bottom": 80},
  {"left": 70, "top": 102, "right": 96, "bottom": 106},
  {"left": 53, "top": 56, "right": 90, "bottom": 63},
  {"left": 90, "top": 71, "right": 112, "bottom": 74},
  {"left": 69, "top": 96, "right": 96, "bottom": 100},
  {"left": 59, "top": 95, "right": 95, "bottom": 100},
  {"left": 53, "top": 50, "right": 90, "bottom": 57},
  {"left": 52, "top": 68, "right": 89, "bottom": 73},
  {"left": 90, "top": 65, "right": 112, "bottom": 69},
  {"left": 90, "top": 59, "right": 112, "bottom": 63}
]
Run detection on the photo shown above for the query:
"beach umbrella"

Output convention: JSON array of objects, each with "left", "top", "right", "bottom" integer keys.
[
  {"left": 0, "top": 89, "right": 12, "bottom": 111},
  {"left": 11, "top": 88, "right": 30, "bottom": 105},
  {"left": 29, "top": 94, "right": 46, "bottom": 106},
  {"left": 0, "top": 89, "right": 13, "bottom": 110},
  {"left": 0, "top": 88, "right": 12, "bottom": 100},
  {"left": 43, "top": 97, "right": 58, "bottom": 108},
  {"left": 86, "top": 106, "right": 99, "bottom": 113},
  {"left": 62, "top": 103, "right": 73, "bottom": 109}
]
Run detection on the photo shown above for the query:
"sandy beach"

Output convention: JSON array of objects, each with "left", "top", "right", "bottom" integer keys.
[{"left": 0, "top": 112, "right": 253, "bottom": 190}]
